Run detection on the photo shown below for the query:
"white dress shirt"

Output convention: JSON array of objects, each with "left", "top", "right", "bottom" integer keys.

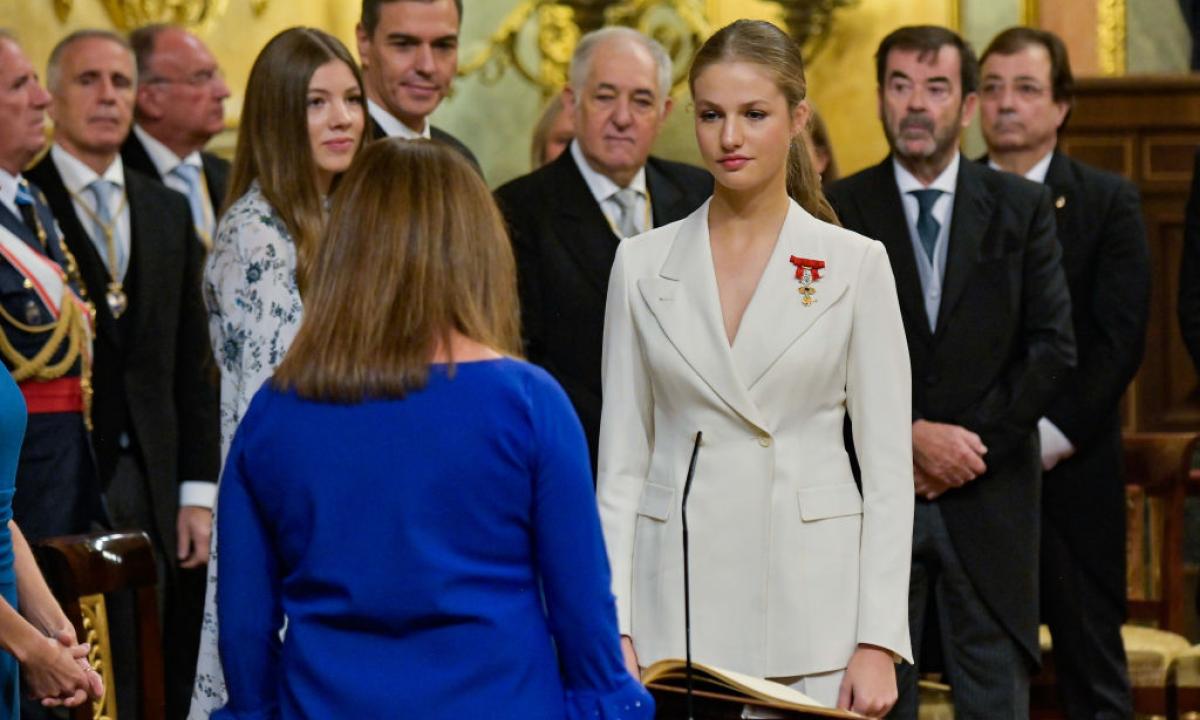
[
  {"left": 989, "top": 149, "right": 1074, "bottom": 470},
  {"left": 569, "top": 140, "right": 649, "bottom": 237},
  {"left": 894, "top": 152, "right": 959, "bottom": 331},
  {"left": 0, "top": 168, "right": 21, "bottom": 220},
  {"left": 367, "top": 99, "right": 431, "bottom": 140},
  {"left": 132, "top": 125, "right": 214, "bottom": 243},
  {"left": 50, "top": 145, "right": 215, "bottom": 509},
  {"left": 50, "top": 145, "right": 132, "bottom": 280}
]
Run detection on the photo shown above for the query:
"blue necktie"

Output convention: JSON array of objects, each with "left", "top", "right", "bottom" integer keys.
[
  {"left": 170, "top": 163, "right": 212, "bottom": 246},
  {"left": 910, "top": 189, "right": 943, "bottom": 262},
  {"left": 14, "top": 179, "right": 40, "bottom": 240}
]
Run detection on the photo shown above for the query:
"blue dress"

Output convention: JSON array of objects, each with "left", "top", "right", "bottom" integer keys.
[
  {"left": 0, "top": 368, "right": 28, "bottom": 718},
  {"left": 213, "top": 358, "right": 652, "bottom": 720}
]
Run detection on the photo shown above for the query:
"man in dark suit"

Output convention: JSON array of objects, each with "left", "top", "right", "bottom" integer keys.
[
  {"left": 122, "top": 24, "right": 230, "bottom": 250},
  {"left": 356, "top": 0, "right": 478, "bottom": 168},
  {"left": 826, "top": 25, "right": 1075, "bottom": 719},
  {"left": 495, "top": 27, "right": 711, "bottom": 472},
  {"left": 0, "top": 30, "right": 103, "bottom": 546},
  {"left": 980, "top": 27, "right": 1149, "bottom": 720},
  {"left": 26, "top": 29, "right": 219, "bottom": 719}
]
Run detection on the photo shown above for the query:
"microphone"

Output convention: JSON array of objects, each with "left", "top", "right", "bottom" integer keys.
[{"left": 682, "top": 430, "right": 702, "bottom": 720}]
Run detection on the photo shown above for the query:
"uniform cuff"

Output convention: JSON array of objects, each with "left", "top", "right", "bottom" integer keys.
[{"left": 180, "top": 480, "right": 217, "bottom": 509}]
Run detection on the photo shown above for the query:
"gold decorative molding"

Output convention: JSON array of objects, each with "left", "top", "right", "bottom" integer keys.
[
  {"left": 948, "top": 0, "right": 960, "bottom": 32},
  {"left": 1097, "top": 0, "right": 1127, "bottom": 76},
  {"left": 52, "top": 0, "right": 72, "bottom": 23},
  {"left": 1020, "top": 0, "right": 1039, "bottom": 26},
  {"left": 79, "top": 593, "right": 116, "bottom": 720}
]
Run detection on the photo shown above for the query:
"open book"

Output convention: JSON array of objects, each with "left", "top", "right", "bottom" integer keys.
[{"left": 642, "top": 659, "right": 865, "bottom": 718}]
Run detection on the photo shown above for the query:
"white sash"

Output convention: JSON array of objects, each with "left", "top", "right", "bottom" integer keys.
[{"left": 0, "top": 221, "right": 92, "bottom": 340}]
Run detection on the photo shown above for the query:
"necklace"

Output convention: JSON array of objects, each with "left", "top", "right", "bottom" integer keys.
[{"left": 68, "top": 186, "right": 129, "bottom": 318}]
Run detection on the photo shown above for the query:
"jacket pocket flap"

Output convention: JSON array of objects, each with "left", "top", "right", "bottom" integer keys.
[
  {"left": 637, "top": 482, "right": 675, "bottom": 522},
  {"left": 797, "top": 484, "right": 863, "bottom": 521}
]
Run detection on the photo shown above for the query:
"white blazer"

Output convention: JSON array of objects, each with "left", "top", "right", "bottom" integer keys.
[{"left": 597, "top": 199, "right": 914, "bottom": 678}]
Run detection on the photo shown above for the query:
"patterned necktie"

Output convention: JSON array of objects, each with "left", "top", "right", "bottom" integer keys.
[
  {"left": 13, "top": 179, "right": 40, "bottom": 240},
  {"left": 610, "top": 187, "right": 642, "bottom": 239},
  {"left": 910, "top": 188, "right": 944, "bottom": 262},
  {"left": 170, "top": 163, "right": 212, "bottom": 249}
]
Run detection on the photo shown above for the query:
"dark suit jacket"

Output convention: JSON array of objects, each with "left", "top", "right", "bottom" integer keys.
[
  {"left": 827, "top": 157, "right": 1076, "bottom": 663},
  {"left": 494, "top": 145, "right": 712, "bottom": 472},
  {"left": 1017, "top": 152, "right": 1148, "bottom": 612},
  {"left": 1179, "top": 150, "right": 1200, "bottom": 368},
  {"left": 26, "top": 157, "right": 220, "bottom": 562},
  {"left": 121, "top": 130, "right": 230, "bottom": 217},
  {"left": 368, "top": 114, "right": 481, "bottom": 174}
]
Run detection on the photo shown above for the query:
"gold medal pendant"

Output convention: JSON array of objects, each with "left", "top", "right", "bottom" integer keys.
[
  {"left": 798, "top": 267, "right": 818, "bottom": 306},
  {"left": 106, "top": 281, "right": 127, "bottom": 319}
]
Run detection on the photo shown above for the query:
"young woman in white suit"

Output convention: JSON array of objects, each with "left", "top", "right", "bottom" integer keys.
[{"left": 597, "top": 20, "right": 913, "bottom": 717}]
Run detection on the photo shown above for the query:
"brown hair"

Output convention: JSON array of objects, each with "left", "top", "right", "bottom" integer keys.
[
  {"left": 274, "top": 139, "right": 521, "bottom": 402},
  {"left": 876, "top": 25, "right": 979, "bottom": 95},
  {"left": 981, "top": 26, "right": 1074, "bottom": 108},
  {"left": 225, "top": 27, "right": 365, "bottom": 286},
  {"left": 361, "top": 0, "right": 463, "bottom": 36},
  {"left": 807, "top": 106, "right": 839, "bottom": 186},
  {"left": 530, "top": 93, "right": 568, "bottom": 168},
  {"left": 688, "top": 20, "right": 839, "bottom": 225}
]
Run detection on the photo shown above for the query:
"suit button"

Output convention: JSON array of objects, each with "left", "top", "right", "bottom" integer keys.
[{"left": 758, "top": 436, "right": 772, "bottom": 448}]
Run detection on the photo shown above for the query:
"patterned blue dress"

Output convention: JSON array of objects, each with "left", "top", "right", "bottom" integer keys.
[
  {"left": 191, "top": 183, "right": 303, "bottom": 718},
  {"left": 0, "top": 367, "right": 28, "bottom": 717}
]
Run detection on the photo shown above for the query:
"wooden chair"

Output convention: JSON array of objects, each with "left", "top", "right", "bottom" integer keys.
[
  {"left": 33, "top": 531, "right": 165, "bottom": 720},
  {"left": 1030, "top": 432, "right": 1197, "bottom": 720}
]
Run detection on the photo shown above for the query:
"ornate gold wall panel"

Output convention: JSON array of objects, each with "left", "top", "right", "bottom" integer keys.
[{"left": 1098, "top": 0, "right": 1128, "bottom": 75}]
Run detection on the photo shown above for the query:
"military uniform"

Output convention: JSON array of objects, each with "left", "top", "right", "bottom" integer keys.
[{"left": 0, "top": 175, "right": 102, "bottom": 541}]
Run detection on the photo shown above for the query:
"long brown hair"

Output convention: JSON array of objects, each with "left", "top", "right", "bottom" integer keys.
[
  {"left": 688, "top": 20, "right": 839, "bottom": 225},
  {"left": 224, "top": 27, "right": 365, "bottom": 283},
  {"left": 274, "top": 139, "right": 521, "bottom": 402}
]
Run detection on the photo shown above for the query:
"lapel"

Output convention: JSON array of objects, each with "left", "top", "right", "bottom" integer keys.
[
  {"left": 124, "top": 172, "right": 163, "bottom": 345},
  {"left": 647, "top": 159, "right": 686, "bottom": 226},
  {"left": 730, "top": 202, "right": 848, "bottom": 389},
  {"left": 1043, "top": 151, "right": 1075, "bottom": 251},
  {"left": 29, "top": 157, "right": 123, "bottom": 349},
  {"left": 202, "top": 153, "right": 229, "bottom": 216},
  {"left": 935, "top": 160, "right": 993, "bottom": 335},
  {"left": 0, "top": 204, "right": 35, "bottom": 250},
  {"left": 637, "top": 202, "right": 766, "bottom": 431},
  {"left": 547, "top": 150, "right": 621, "bottom": 298},
  {"left": 858, "top": 159, "right": 931, "bottom": 343}
]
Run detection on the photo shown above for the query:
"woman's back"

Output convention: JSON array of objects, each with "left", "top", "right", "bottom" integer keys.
[{"left": 216, "top": 358, "right": 646, "bottom": 719}]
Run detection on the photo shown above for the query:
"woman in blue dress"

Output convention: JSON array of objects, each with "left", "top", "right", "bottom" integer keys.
[
  {"left": 0, "top": 367, "right": 102, "bottom": 716},
  {"left": 213, "top": 139, "right": 652, "bottom": 719}
]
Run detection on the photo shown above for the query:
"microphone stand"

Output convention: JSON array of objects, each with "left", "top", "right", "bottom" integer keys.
[{"left": 682, "top": 431, "right": 702, "bottom": 720}]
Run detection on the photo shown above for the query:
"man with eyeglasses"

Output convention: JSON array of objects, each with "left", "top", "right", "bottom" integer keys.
[{"left": 122, "top": 24, "right": 230, "bottom": 251}]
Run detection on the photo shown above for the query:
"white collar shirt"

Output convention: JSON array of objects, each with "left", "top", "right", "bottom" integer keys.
[
  {"left": 893, "top": 152, "right": 960, "bottom": 330},
  {"left": 368, "top": 99, "right": 431, "bottom": 140},
  {"left": 50, "top": 144, "right": 132, "bottom": 280},
  {"left": 987, "top": 149, "right": 1053, "bottom": 184},
  {"left": 569, "top": 139, "right": 650, "bottom": 238},
  {"left": 0, "top": 169, "right": 20, "bottom": 220}
]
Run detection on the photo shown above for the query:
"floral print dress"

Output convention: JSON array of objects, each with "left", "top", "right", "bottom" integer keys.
[{"left": 190, "top": 183, "right": 303, "bottom": 718}]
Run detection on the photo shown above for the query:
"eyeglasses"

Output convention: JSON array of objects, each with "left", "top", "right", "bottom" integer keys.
[{"left": 144, "top": 68, "right": 224, "bottom": 88}]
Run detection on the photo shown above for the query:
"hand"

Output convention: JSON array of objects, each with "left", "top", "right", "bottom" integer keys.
[
  {"left": 912, "top": 420, "right": 987, "bottom": 486},
  {"left": 177, "top": 506, "right": 213, "bottom": 568},
  {"left": 54, "top": 630, "right": 103, "bottom": 699},
  {"left": 620, "top": 635, "right": 640, "bottom": 680},
  {"left": 837, "top": 645, "right": 897, "bottom": 718},
  {"left": 19, "top": 635, "right": 95, "bottom": 708},
  {"left": 914, "top": 466, "right": 955, "bottom": 501}
]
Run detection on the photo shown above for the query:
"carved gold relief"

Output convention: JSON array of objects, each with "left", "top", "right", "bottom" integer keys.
[
  {"left": 91, "top": 0, "right": 231, "bottom": 30},
  {"left": 1097, "top": 0, "right": 1127, "bottom": 75},
  {"left": 52, "top": 0, "right": 73, "bottom": 23},
  {"left": 79, "top": 593, "right": 117, "bottom": 720}
]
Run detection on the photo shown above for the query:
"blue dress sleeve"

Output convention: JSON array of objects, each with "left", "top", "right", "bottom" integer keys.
[
  {"left": 212, "top": 394, "right": 284, "bottom": 720},
  {"left": 526, "top": 370, "right": 654, "bottom": 720}
]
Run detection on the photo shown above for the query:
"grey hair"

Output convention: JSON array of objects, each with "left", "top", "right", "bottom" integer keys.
[
  {"left": 568, "top": 27, "right": 673, "bottom": 105},
  {"left": 47, "top": 29, "right": 135, "bottom": 92}
]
